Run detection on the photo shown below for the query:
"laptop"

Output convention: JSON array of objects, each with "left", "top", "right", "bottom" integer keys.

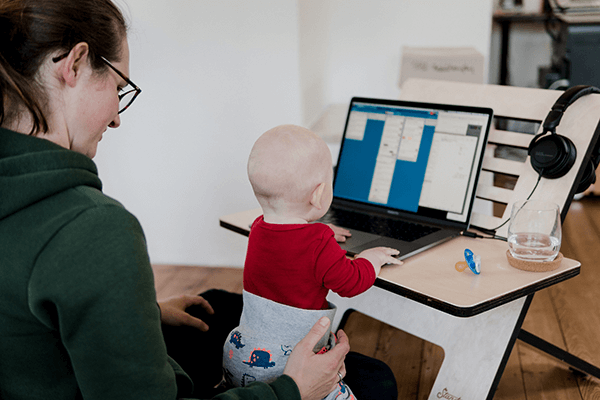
[{"left": 319, "top": 97, "right": 493, "bottom": 260}]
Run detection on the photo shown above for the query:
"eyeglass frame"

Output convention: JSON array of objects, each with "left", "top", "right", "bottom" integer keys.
[{"left": 52, "top": 51, "right": 141, "bottom": 114}]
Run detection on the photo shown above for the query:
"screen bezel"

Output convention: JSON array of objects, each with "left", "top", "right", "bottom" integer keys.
[{"left": 332, "top": 96, "right": 494, "bottom": 231}]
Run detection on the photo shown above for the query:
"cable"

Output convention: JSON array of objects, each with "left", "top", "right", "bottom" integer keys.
[
  {"left": 465, "top": 170, "right": 545, "bottom": 240},
  {"left": 544, "top": 15, "right": 562, "bottom": 43},
  {"left": 461, "top": 230, "right": 507, "bottom": 242},
  {"left": 526, "top": 170, "right": 544, "bottom": 201}
]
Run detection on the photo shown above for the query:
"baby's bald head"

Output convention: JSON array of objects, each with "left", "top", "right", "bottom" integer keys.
[{"left": 248, "top": 125, "right": 332, "bottom": 213}]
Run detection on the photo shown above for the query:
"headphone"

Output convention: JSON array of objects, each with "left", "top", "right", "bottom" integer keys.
[{"left": 528, "top": 85, "right": 600, "bottom": 193}]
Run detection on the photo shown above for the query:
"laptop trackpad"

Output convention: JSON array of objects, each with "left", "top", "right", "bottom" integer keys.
[
  {"left": 347, "top": 237, "right": 413, "bottom": 256},
  {"left": 338, "top": 229, "right": 381, "bottom": 253}
]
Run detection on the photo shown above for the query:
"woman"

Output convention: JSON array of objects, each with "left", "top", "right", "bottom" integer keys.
[{"left": 0, "top": 1, "right": 397, "bottom": 399}]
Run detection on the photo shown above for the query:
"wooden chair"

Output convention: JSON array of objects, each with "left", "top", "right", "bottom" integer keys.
[{"left": 398, "top": 78, "right": 600, "bottom": 235}]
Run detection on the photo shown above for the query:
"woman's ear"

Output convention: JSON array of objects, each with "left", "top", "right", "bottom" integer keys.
[
  {"left": 310, "top": 182, "right": 326, "bottom": 210},
  {"left": 55, "top": 42, "right": 90, "bottom": 87}
]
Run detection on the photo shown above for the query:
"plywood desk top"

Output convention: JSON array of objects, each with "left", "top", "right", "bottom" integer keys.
[{"left": 220, "top": 208, "right": 580, "bottom": 317}]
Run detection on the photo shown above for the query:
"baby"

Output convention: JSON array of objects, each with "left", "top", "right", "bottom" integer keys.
[{"left": 222, "top": 124, "right": 402, "bottom": 399}]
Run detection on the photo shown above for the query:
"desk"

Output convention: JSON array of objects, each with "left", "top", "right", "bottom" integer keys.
[
  {"left": 221, "top": 79, "right": 600, "bottom": 398},
  {"left": 220, "top": 208, "right": 582, "bottom": 400}
]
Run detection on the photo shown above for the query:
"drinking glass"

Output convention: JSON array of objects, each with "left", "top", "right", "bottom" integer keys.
[{"left": 507, "top": 200, "right": 561, "bottom": 262}]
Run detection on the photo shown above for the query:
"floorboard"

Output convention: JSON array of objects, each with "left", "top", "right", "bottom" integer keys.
[
  {"left": 494, "top": 349, "right": 527, "bottom": 399},
  {"left": 518, "top": 290, "right": 581, "bottom": 400}
]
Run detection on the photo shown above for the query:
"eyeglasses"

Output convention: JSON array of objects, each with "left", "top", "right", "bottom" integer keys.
[
  {"left": 99, "top": 56, "right": 141, "bottom": 114},
  {"left": 52, "top": 52, "right": 142, "bottom": 114}
]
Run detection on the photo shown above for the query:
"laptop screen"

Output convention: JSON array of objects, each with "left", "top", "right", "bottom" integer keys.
[{"left": 333, "top": 97, "right": 493, "bottom": 226}]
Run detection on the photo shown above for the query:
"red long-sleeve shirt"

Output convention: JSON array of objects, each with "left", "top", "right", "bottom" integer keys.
[{"left": 243, "top": 216, "right": 376, "bottom": 310}]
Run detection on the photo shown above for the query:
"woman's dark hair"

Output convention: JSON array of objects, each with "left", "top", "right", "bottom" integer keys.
[{"left": 0, "top": 0, "right": 128, "bottom": 135}]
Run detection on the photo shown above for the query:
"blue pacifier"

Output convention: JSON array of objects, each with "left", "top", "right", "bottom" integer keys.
[{"left": 454, "top": 248, "right": 481, "bottom": 275}]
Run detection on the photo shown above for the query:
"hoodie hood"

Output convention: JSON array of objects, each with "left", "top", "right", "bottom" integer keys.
[{"left": 0, "top": 128, "right": 102, "bottom": 220}]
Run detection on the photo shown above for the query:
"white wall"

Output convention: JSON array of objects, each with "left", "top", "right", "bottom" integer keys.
[
  {"left": 299, "top": 0, "right": 495, "bottom": 127},
  {"left": 95, "top": 0, "right": 495, "bottom": 267},
  {"left": 95, "top": 0, "right": 302, "bottom": 266}
]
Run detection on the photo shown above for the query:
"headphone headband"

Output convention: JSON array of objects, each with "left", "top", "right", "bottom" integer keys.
[
  {"left": 543, "top": 85, "right": 600, "bottom": 133},
  {"left": 528, "top": 85, "right": 600, "bottom": 190}
]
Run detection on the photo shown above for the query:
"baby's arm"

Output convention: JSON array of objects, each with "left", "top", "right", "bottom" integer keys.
[
  {"left": 317, "top": 227, "right": 402, "bottom": 298},
  {"left": 355, "top": 247, "right": 403, "bottom": 276}
]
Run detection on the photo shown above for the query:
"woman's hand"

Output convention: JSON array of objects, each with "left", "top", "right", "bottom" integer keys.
[
  {"left": 158, "top": 294, "right": 215, "bottom": 332},
  {"left": 327, "top": 224, "right": 352, "bottom": 243},
  {"left": 283, "top": 317, "right": 350, "bottom": 400}
]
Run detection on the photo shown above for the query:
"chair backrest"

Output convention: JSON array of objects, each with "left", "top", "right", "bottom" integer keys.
[{"left": 399, "top": 78, "right": 600, "bottom": 237}]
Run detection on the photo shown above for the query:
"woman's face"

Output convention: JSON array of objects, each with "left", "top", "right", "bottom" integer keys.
[{"left": 66, "top": 39, "right": 130, "bottom": 158}]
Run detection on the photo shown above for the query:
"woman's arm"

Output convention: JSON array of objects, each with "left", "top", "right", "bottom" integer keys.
[{"left": 30, "top": 205, "right": 182, "bottom": 399}]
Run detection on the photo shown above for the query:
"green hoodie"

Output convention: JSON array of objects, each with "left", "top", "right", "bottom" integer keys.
[{"left": 0, "top": 128, "right": 300, "bottom": 400}]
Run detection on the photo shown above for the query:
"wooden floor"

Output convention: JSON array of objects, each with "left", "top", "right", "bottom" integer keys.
[{"left": 152, "top": 197, "right": 600, "bottom": 400}]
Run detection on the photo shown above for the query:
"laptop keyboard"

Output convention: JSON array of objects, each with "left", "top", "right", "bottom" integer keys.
[{"left": 320, "top": 208, "right": 440, "bottom": 243}]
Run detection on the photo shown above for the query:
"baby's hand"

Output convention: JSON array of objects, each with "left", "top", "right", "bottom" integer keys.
[
  {"left": 327, "top": 224, "right": 352, "bottom": 243},
  {"left": 356, "top": 247, "right": 403, "bottom": 276}
]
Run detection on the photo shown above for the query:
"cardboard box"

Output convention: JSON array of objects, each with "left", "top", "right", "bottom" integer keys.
[{"left": 399, "top": 47, "right": 485, "bottom": 87}]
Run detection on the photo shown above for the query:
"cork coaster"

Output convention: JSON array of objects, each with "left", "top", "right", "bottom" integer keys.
[{"left": 506, "top": 250, "right": 563, "bottom": 272}]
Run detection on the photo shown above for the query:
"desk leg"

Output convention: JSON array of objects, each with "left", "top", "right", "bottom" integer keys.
[
  {"left": 518, "top": 329, "right": 600, "bottom": 379},
  {"left": 328, "top": 288, "right": 530, "bottom": 400}
]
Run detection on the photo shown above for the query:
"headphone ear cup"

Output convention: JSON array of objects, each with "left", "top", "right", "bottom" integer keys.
[
  {"left": 532, "top": 85, "right": 600, "bottom": 188},
  {"left": 575, "top": 141, "right": 600, "bottom": 193},
  {"left": 575, "top": 159, "right": 597, "bottom": 193},
  {"left": 529, "top": 134, "right": 577, "bottom": 179}
]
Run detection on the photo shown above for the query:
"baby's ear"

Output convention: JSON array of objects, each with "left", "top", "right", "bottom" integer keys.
[{"left": 310, "top": 182, "right": 326, "bottom": 210}]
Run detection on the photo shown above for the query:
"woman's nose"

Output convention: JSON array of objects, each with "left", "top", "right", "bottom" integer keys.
[{"left": 109, "top": 113, "right": 121, "bottom": 128}]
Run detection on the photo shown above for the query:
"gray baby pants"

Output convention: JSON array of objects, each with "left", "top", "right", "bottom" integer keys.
[{"left": 222, "top": 291, "right": 355, "bottom": 400}]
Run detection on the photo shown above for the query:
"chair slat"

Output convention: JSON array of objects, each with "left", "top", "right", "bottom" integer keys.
[
  {"left": 481, "top": 156, "right": 524, "bottom": 177},
  {"left": 488, "top": 128, "right": 534, "bottom": 149},
  {"left": 476, "top": 184, "right": 513, "bottom": 204},
  {"left": 471, "top": 212, "right": 504, "bottom": 231}
]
